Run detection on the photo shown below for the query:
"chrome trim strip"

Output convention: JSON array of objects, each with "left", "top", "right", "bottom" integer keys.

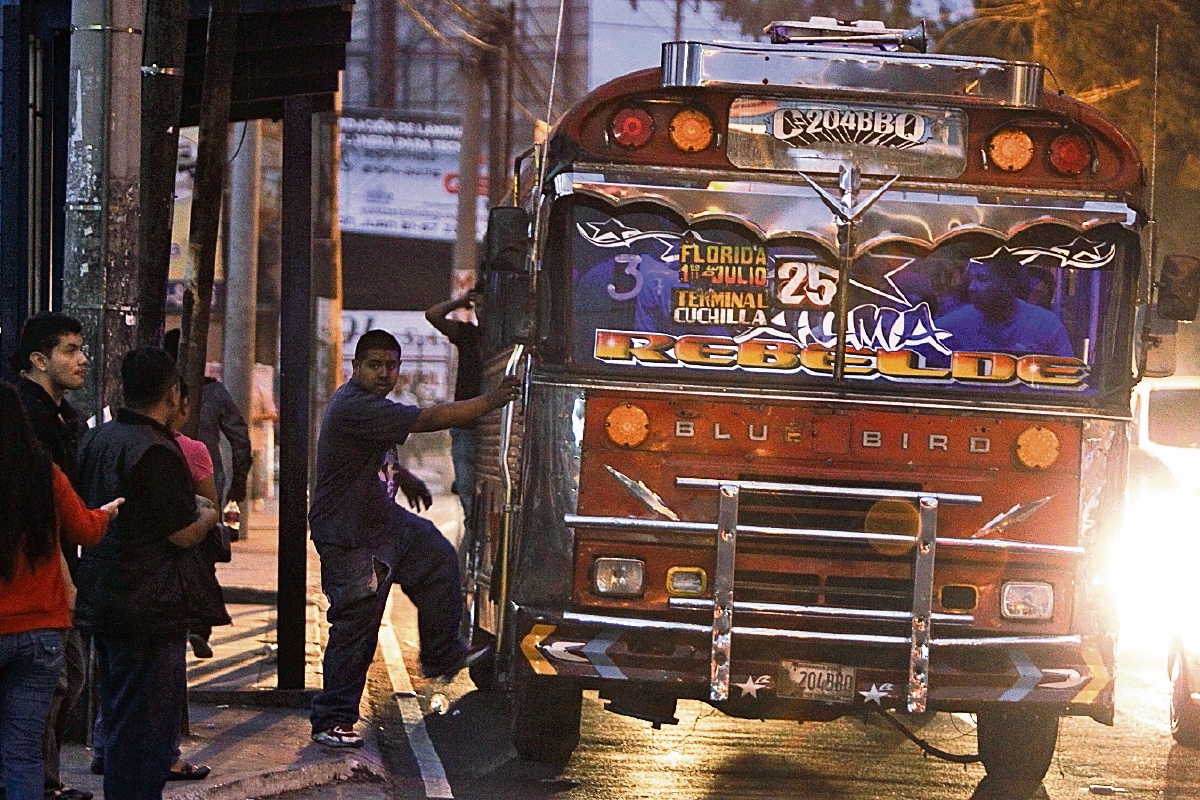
[
  {"left": 528, "top": 375, "right": 1134, "bottom": 422},
  {"left": 565, "top": 514, "right": 1082, "bottom": 557},
  {"left": 710, "top": 484, "right": 738, "bottom": 702},
  {"left": 660, "top": 41, "right": 1044, "bottom": 108},
  {"left": 556, "top": 612, "right": 1080, "bottom": 649},
  {"left": 908, "top": 497, "right": 937, "bottom": 713},
  {"left": 931, "top": 635, "right": 1081, "bottom": 648},
  {"left": 667, "top": 597, "right": 974, "bottom": 627},
  {"left": 676, "top": 478, "right": 981, "bottom": 505}
]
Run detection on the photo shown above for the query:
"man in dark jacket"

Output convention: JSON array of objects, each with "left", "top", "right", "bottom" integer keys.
[
  {"left": 163, "top": 329, "right": 251, "bottom": 508},
  {"left": 307, "top": 329, "right": 519, "bottom": 747},
  {"left": 9, "top": 312, "right": 92, "bottom": 800},
  {"left": 76, "top": 348, "right": 218, "bottom": 800}
]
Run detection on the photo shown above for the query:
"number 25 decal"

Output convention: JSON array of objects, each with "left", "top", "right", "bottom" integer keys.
[
  {"left": 777, "top": 261, "right": 838, "bottom": 307},
  {"left": 608, "top": 254, "right": 644, "bottom": 301}
]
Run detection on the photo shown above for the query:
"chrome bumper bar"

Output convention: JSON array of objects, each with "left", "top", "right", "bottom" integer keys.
[{"left": 561, "top": 611, "right": 1081, "bottom": 650}]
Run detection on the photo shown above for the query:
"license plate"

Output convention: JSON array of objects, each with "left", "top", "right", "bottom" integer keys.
[{"left": 778, "top": 660, "right": 857, "bottom": 703}]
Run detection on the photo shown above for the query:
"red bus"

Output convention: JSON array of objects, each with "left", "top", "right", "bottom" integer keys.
[{"left": 465, "top": 17, "right": 1200, "bottom": 782}]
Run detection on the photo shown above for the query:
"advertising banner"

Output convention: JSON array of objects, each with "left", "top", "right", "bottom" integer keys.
[{"left": 339, "top": 114, "right": 488, "bottom": 241}]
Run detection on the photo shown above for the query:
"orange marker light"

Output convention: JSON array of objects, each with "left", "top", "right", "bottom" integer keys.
[
  {"left": 606, "top": 403, "right": 650, "bottom": 447},
  {"left": 669, "top": 109, "right": 714, "bottom": 152},
  {"left": 988, "top": 128, "right": 1034, "bottom": 172},
  {"left": 1015, "top": 426, "right": 1059, "bottom": 469}
]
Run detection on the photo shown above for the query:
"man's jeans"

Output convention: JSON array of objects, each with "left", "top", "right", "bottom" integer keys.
[
  {"left": 449, "top": 427, "right": 478, "bottom": 526},
  {"left": 94, "top": 633, "right": 187, "bottom": 800},
  {"left": 0, "top": 629, "right": 63, "bottom": 800},
  {"left": 310, "top": 510, "right": 467, "bottom": 734},
  {"left": 42, "top": 627, "right": 85, "bottom": 791}
]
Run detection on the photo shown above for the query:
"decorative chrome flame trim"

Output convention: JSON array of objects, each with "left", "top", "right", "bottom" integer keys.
[{"left": 604, "top": 465, "right": 680, "bottom": 521}]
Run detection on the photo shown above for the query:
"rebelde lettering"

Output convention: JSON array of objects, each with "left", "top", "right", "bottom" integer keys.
[{"left": 593, "top": 329, "right": 1090, "bottom": 389}]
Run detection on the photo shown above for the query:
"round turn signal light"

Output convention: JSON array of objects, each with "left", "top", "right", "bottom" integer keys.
[
  {"left": 1015, "top": 426, "right": 1059, "bottom": 470},
  {"left": 611, "top": 108, "right": 655, "bottom": 149},
  {"left": 668, "top": 108, "right": 714, "bottom": 152},
  {"left": 988, "top": 128, "right": 1034, "bottom": 172},
  {"left": 1048, "top": 132, "right": 1093, "bottom": 176},
  {"left": 606, "top": 403, "right": 650, "bottom": 447}
]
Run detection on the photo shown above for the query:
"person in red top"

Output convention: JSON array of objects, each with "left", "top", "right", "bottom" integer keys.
[{"left": 0, "top": 382, "right": 120, "bottom": 799}]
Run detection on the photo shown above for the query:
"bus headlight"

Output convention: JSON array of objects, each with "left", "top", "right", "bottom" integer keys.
[
  {"left": 1001, "top": 581, "right": 1055, "bottom": 620},
  {"left": 594, "top": 558, "right": 645, "bottom": 596}
]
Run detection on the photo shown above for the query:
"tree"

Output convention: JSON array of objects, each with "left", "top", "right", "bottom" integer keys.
[
  {"left": 939, "top": 0, "right": 1200, "bottom": 185},
  {"left": 710, "top": 0, "right": 961, "bottom": 39}
]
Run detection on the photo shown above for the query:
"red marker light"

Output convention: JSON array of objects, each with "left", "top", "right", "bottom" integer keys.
[
  {"left": 611, "top": 108, "right": 655, "bottom": 148},
  {"left": 1049, "top": 132, "right": 1093, "bottom": 176}
]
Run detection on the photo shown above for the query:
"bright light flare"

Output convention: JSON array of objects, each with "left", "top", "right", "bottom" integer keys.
[{"left": 1109, "top": 489, "right": 1200, "bottom": 654}]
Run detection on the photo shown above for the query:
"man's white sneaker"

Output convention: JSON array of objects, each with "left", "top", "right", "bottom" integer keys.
[{"left": 312, "top": 724, "right": 364, "bottom": 748}]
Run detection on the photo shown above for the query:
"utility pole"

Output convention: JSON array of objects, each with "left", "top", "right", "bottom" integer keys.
[
  {"left": 178, "top": 0, "right": 238, "bottom": 437},
  {"left": 486, "top": 7, "right": 509, "bottom": 208},
  {"left": 222, "top": 120, "right": 260, "bottom": 445},
  {"left": 61, "top": 0, "right": 144, "bottom": 419},
  {"left": 377, "top": 0, "right": 397, "bottom": 108},
  {"left": 311, "top": 96, "right": 343, "bottom": 474},
  {"left": 453, "top": 49, "right": 485, "bottom": 289},
  {"left": 136, "top": 0, "right": 188, "bottom": 347}
]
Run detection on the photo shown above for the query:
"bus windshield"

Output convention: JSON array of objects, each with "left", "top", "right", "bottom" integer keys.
[{"left": 568, "top": 199, "right": 1136, "bottom": 401}]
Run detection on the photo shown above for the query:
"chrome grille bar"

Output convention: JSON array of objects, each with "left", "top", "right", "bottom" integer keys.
[
  {"left": 667, "top": 597, "right": 974, "bottom": 627},
  {"left": 908, "top": 497, "right": 937, "bottom": 713},
  {"left": 676, "top": 477, "right": 982, "bottom": 505},
  {"left": 710, "top": 484, "right": 738, "bottom": 702},
  {"left": 564, "top": 514, "right": 1082, "bottom": 557}
]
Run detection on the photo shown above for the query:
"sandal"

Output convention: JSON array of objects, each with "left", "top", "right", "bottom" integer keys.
[{"left": 166, "top": 762, "right": 211, "bottom": 781}]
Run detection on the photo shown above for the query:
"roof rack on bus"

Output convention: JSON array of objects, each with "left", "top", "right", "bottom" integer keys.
[{"left": 763, "top": 17, "right": 930, "bottom": 53}]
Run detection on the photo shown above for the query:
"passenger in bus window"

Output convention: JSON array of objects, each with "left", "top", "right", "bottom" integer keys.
[
  {"left": 1027, "top": 266, "right": 1057, "bottom": 311},
  {"left": 935, "top": 258, "right": 1074, "bottom": 357}
]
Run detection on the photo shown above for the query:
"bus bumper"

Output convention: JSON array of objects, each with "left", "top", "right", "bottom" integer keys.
[{"left": 515, "top": 607, "right": 1115, "bottom": 724}]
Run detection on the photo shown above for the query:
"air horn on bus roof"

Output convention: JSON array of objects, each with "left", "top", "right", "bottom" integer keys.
[{"left": 764, "top": 18, "right": 931, "bottom": 54}]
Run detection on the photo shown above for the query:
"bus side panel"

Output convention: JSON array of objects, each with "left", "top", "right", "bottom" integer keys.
[{"left": 510, "top": 382, "right": 585, "bottom": 610}]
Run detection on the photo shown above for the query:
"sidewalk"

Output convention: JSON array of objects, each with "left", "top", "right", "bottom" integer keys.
[{"left": 57, "top": 494, "right": 466, "bottom": 799}]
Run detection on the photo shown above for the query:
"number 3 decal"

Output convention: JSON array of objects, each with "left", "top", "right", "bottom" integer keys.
[
  {"left": 608, "top": 254, "right": 644, "bottom": 301},
  {"left": 777, "top": 261, "right": 837, "bottom": 307}
]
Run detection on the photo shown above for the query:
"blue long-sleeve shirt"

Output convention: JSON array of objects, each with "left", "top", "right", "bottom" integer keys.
[{"left": 309, "top": 381, "right": 422, "bottom": 547}]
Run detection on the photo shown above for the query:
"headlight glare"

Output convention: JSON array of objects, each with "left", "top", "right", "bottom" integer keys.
[{"left": 593, "top": 557, "right": 645, "bottom": 597}]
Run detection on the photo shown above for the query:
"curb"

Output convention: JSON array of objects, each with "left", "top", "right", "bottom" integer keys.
[
  {"left": 166, "top": 750, "right": 386, "bottom": 800},
  {"left": 222, "top": 587, "right": 278, "bottom": 605},
  {"left": 189, "top": 688, "right": 318, "bottom": 708}
]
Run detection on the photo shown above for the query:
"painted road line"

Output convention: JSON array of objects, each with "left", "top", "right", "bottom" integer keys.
[{"left": 382, "top": 590, "right": 452, "bottom": 799}]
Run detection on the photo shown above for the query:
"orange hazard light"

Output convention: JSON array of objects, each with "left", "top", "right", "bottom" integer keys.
[
  {"left": 606, "top": 403, "right": 650, "bottom": 447},
  {"left": 669, "top": 109, "right": 714, "bottom": 152},
  {"left": 1015, "top": 426, "right": 1059, "bottom": 469},
  {"left": 988, "top": 128, "right": 1034, "bottom": 172}
]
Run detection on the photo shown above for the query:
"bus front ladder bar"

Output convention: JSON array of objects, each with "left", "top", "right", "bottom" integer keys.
[{"left": 705, "top": 488, "right": 940, "bottom": 712}]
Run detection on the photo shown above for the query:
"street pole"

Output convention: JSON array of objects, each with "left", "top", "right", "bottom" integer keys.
[
  {"left": 61, "top": 0, "right": 144, "bottom": 420},
  {"left": 277, "top": 94, "right": 313, "bottom": 691},
  {"left": 178, "top": 0, "right": 238, "bottom": 437},
  {"left": 223, "top": 119, "right": 260, "bottom": 476},
  {"left": 311, "top": 97, "right": 343, "bottom": 477},
  {"left": 136, "top": 0, "right": 188, "bottom": 347},
  {"left": 453, "top": 49, "right": 484, "bottom": 291}
]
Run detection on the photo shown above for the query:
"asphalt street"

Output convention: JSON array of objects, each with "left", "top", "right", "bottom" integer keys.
[{"left": 284, "top": 592, "right": 1200, "bottom": 800}]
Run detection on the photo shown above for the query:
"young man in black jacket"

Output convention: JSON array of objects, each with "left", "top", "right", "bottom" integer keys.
[
  {"left": 10, "top": 312, "right": 92, "bottom": 800},
  {"left": 76, "top": 349, "right": 218, "bottom": 799}
]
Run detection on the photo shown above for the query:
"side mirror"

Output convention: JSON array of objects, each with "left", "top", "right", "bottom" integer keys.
[
  {"left": 484, "top": 206, "right": 531, "bottom": 274},
  {"left": 1144, "top": 310, "right": 1178, "bottom": 378},
  {"left": 1156, "top": 254, "right": 1200, "bottom": 321}
]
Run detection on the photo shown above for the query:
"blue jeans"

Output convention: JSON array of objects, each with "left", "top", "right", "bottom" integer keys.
[
  {"left": 449, "top": 427, "right": 478, "bottom": 526},
  {"left": 310, "top": 509, "right": 467, "bottom": 734},
  {"left": 94, "top": 633, "right": 187, "bottom": 800},
  {"left": 0, "top": 629, "right": 63, "bottom": 800}
]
